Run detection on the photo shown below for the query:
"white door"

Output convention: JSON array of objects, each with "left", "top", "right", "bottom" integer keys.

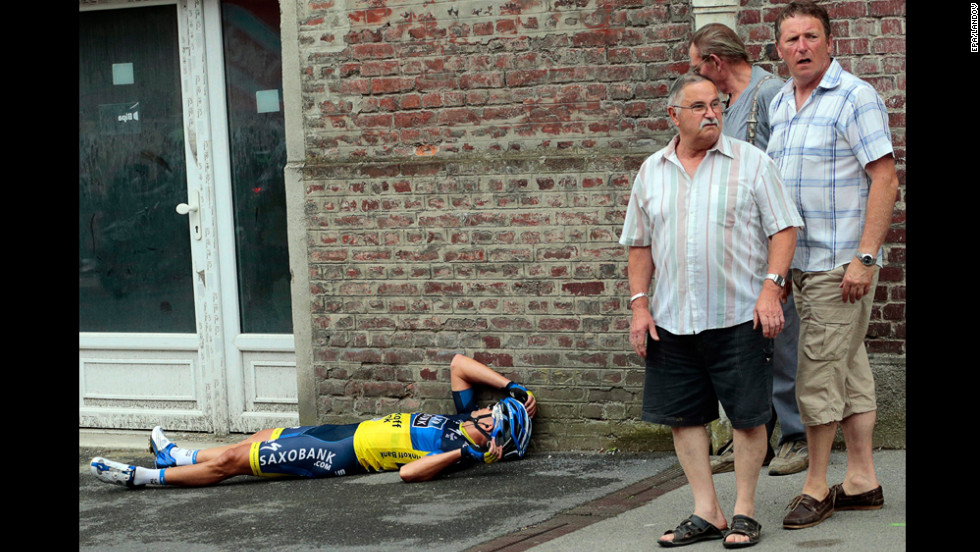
[{"left": 79, "top": 0, "right": 298, "bottom": 435}]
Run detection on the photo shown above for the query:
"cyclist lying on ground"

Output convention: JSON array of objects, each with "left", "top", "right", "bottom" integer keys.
[{"left": 90, "top": 354, "right": 535, "bottom": 488}]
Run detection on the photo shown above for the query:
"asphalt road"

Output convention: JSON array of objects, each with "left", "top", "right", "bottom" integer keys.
[{"left": 80, "top": 446, "right": 679, "bottom": 552}]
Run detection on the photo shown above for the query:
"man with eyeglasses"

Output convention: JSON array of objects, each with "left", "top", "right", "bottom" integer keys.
[
  {"left": 688, "top": 23, "right": 810, "bottom": 481},
  {"left": 766, "top": 1, "right": 898, "bottom": 531},
  {"left": 90, "top": 354, "right": 535, "bottom": 488},
  {"left": 620, "top": 73, "right": 802, "bottom": 548},
  {"left": 689, "top": 23, "right": 784, "bottom": 152}
]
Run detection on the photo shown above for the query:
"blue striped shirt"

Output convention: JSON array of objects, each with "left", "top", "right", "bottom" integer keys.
[
  {"left": 620, "top": 133, "right": 803, "bottom": 335},
  {"left": 766, "top": 59, "right": 894, "bottom": 272}
]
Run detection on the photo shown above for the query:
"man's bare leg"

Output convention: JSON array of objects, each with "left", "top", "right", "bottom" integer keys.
[
  {"left": 659, "top": 425, "right": 727, "bottom": 544},
  {"left": 801, "top": 422, "right": 837, "bottom": 501},
  {"left": 840, "top": 410, "right": 879, "bottom": 494},
  {"left": 727, "top": 424, "right": 767, "bottom": 545}
]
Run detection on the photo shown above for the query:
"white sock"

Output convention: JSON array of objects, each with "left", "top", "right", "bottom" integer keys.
[
  {"left": 132, "top": 466, "right": 167, "bottom": 486},
  {"left": 169, "top": 447, "right": 199, "bottom": 466},
  {"left": 153, "top": 428, "right": 197, "bottom": 466}
]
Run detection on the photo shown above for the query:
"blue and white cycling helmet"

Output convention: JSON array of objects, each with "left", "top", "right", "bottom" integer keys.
[{"left": 488, "top": 397, "right": 532, "bottom": 460}]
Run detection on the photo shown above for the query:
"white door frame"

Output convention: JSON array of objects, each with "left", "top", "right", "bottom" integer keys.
[
  {"left": 200, "top": 0, "right": 299, "bottom": 433},
  {"left": 79, "top": 0, "right": 298, "bottom": 435}
]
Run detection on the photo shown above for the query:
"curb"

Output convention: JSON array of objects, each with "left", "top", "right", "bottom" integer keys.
[{"left": 465, "top": 462, "right": 688, "bottom": 552}]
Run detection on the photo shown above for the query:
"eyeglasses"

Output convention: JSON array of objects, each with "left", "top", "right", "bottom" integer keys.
[
  {"left": 690, "top": 57, "right": 708, "bottom": 75},
  {"left": 670, "top": 100, "right": 724, "bottom": 116},
  {"left": 689, "top": 53, "right": 715, "bottom": 75}
]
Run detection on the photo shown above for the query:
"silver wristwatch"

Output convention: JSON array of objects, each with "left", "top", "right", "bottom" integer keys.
[
  {"left": 764, "top": 273, "right": 785, "bottom": 287},
  {"left": 857, "top": 253, "right": 876, "bottom": 266}
]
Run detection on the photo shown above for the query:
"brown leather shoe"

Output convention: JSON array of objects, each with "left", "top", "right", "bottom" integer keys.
[
  {"left": 831, "top": 483, "right": 884, "bottom": 510},
  {"left": 783, "top": 491, "right": 834, "bottom": 529}
]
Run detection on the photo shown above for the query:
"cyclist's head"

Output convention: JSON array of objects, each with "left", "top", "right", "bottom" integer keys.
[
  {"left": 470, "top": 398, "right": 532, "bottom": 460},
  {"left": 492, "top": 398, "right": 532, "bottom": 459}
]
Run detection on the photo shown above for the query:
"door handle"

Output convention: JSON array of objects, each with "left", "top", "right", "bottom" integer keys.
[{"left": 176, "top": 191, "right": 202, "bottom": 241}]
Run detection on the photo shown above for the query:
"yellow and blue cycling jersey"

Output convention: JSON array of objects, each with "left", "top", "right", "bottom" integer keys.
[
  {"left": 353, "top": 412, "right": 467, "bottom": 471},
  {"left": 248, "top": 412, "right": 475, "bottom": 478}
]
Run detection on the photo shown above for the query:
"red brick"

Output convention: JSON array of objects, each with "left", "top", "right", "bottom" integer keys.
[
  {"left": 354, "top": 113, "right": 392, "bottom": 128},
  {"left": 869, "top": 1, "right": 906, "bottom": 16},
  {"left": 539, "top": 318, "right": 582, "bottom": 332},
  {"left": 473, "top": 352, "right": 514, "bottom": 367},
  {"left": 351, "top": 43, "right": 395, "bottom": 59},
  {"left": 562, "top": 282, "right": 606, "bottom": 296},
  {"left": 393, "top": 110, "right": 434, "bottom": 128},
  {"left": 871, "top": 37, "right": 905, "bottom": 54},
  {"left": 505, "top": 69, "right": 549, "bottom": 87}
]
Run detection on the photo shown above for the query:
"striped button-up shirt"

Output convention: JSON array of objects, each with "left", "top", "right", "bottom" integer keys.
[
  {"left": 766, "top": 59, "right": 894, "bottom": 273},
  {"left": 620, "top": 133, "right": 803, "bottom": 335}
]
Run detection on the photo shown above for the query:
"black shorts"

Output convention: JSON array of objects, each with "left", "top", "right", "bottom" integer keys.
[{"left": 641, "top": 321, "right": 773, "bottom": 430}]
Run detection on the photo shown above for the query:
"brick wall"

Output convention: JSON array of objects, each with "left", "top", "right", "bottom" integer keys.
[{"left": 294, "top": 0, "right": 906, "bottom": 451}]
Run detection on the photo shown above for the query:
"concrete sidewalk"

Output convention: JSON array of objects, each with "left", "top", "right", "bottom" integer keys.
[
  {"left": 520, "top": 449, "right": 906, "bottom": 551},
  {"left": 79, "top": 429, "right": 905, "bottom": 551}
]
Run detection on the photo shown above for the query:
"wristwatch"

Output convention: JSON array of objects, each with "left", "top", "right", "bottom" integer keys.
[
  {"left": 764, "top": 273, "right": 785, "bottom": 287},
  {"left": 857, "top": 252, "right": 876, "bottom": 266}
]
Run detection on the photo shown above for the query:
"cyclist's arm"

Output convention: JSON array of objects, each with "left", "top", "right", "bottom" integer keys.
[
  {"left": 399, "top": 441, "right": 503, "bottom": 483},
  {"left": 450, "top": 354, "right": 510, "bottom": 392},
  {"left": 399, "top": 450, "right": 463, "bottom": 483},
  {"left": 449, "top": 354, "right": 537, "bottom": 417}
]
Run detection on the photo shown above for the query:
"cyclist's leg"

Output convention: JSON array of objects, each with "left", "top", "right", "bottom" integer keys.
[
  {"left": 191, "top": 428, "right": 279, "bottom": 463},
  {"left": 157, "top": 442, "right": 254, "bottom": 486}
]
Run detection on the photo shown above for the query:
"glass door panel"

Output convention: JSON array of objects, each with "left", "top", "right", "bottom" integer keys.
[
  {"left": 221, "top": 0, "right": 292, "bottom": 334},
  {"left": 79, "top": 5, "right": 194, "bottom": 333}
]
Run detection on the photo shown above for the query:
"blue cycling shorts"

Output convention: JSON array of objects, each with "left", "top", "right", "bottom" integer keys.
[{"left": 248, "top": 423, "right": 366, "bottom": 478}]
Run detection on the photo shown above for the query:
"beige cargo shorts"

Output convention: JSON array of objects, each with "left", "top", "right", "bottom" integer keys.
[{"left": 791, "top": 264, "right": 879, "bottom": 425}]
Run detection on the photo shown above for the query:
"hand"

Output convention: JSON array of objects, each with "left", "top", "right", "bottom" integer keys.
[
  {"left": 753, "top": 283, "right": 785, "bottom": 338},
  {"left": 629, "top": 309, "right": 659, "bottom": 359},
  {"left": 486, "top": 438, "right": 504, "bottom": 460},
  {"left": 461, "top": 442, "right": 498, "bottom": 464},
  {"left": 840, "top": 261, "right": 875, "bottom": 303},
  {"left": 504, "top": 382, "right": 537, "bottom": 417}
]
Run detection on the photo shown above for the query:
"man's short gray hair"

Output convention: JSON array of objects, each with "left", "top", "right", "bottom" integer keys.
[
  {"left": 774, "top": 1, "right": 832, "bottom": 42},
  {"left": 667, "top": 73, "right": 717, "bottom": 108}
]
